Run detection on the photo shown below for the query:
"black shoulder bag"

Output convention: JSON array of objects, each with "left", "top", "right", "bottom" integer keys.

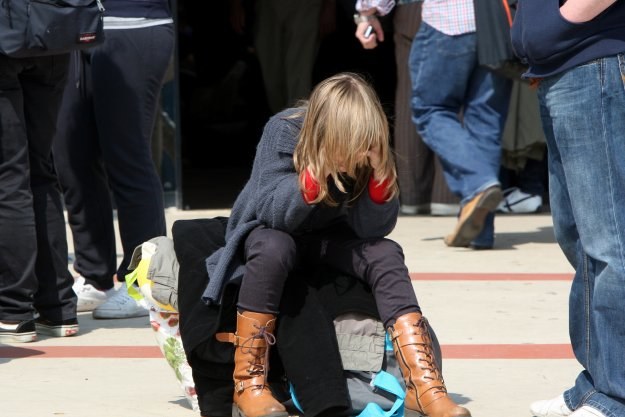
[{"left": 0, "top": 0, "right": 105, "bottom": 57}]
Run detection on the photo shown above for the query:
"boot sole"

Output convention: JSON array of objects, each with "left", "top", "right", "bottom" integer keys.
[
  {"left": 444, "top": 187, "right": 503, "bottom": 247},
  {"left": 405, "top": 406, "right": 471, "bottom": 417},
  {"left": 231, "top": 404, "right": 288, "bottom": 417},
  {"left": 35, "top": 322, "right": 79, "bottom": 337}
]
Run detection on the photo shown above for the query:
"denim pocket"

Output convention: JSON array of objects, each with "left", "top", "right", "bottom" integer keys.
[
  {"left": 434, "top": 31, "right": 475, "bottom": 59},
  {"left": 539, "top": 61, "right": 602, "bottom": 149},
  {"left": 416, "top": 23, "right": 475, "bottom": 59}
]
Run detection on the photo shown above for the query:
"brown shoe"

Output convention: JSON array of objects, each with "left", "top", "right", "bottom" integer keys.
[
  {"left": 216, "top": 311, "right": 287, "bottom": 417},
  {"left": 389, "top": 313, "right": 471, "bottom": 417},
  {"left": 444, "top": 186, "right": 503, "bottom": 247}
]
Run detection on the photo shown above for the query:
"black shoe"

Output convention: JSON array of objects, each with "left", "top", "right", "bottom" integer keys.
[
  {"left": 35, "top": 317, "right": 79, "bottom": 337},
  {"left": 0, "top": 319, "right": 37, "bottom": 343}
]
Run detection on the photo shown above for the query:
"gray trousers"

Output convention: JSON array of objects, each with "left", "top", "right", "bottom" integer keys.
[{"left": 254, "top": 0, "right": 323, "bottom": 113}]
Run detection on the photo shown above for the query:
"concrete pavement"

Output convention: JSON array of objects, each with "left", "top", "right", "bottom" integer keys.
[{"left": 0, "top": 209, "right": 579, "bottom": 417}]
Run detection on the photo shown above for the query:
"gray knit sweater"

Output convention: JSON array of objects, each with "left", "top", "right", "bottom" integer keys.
[{"left": 202, "top": 108, "right": 400, "bottom": 304}]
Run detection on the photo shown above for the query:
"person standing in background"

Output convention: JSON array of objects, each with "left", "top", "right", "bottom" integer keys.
[
  {"left": 230, "top": 0, "right": 336, "bottom": 115},
  {"left": 511, "top": 1, "right": 625, "bottom": 417},
  {"left": 355, "top": 0, "right": 511, "bottom": 249},
  {"left": 53, "top": 0, "right": 174, "bottom": 319},
  {"left": 0, "top": 53, "right": 78, "bottom": 341},
  {"left": 389, "top": 0, "right": 460, "bottom": 216},
  {"left": 497, "top": 80, "right": 548, "bottom": 215}
]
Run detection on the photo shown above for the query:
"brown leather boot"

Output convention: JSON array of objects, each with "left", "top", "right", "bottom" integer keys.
[
  {"left": 216, "top": 311, "right": 287, "bottom": 417},
  {"left": 389, "top": 313, "right": 471, "bottom": 417}
]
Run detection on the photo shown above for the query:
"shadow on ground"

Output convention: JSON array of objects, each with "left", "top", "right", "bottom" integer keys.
[
  {"left": 69, "top": 312, "right": 150, "bottom": 336},
  {"left": 422, "top": 226, "right": 555, "bottom": 250},
  {"left": 494, "top": 226, "right": 556, "bottom": 249}
]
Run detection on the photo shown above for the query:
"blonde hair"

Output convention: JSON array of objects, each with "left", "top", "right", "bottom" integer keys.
[{"left": 293, "top": 73, "right": 398, "bottom": 206}]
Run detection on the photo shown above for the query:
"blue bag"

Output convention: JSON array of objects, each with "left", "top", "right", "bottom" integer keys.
[{"left": 291, "top": 315, "right": 407, "bottom": 417}]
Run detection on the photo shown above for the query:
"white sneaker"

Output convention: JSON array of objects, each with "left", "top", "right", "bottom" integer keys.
[
  {"left": 430, "top": 203, "right": 460, "bottom": 216},
  {"left": 92, "top": 285, "right": 149, "bottom": 319},
  {"left": 400, "top": 204, "right": 430, "bottom": 215},
  {"left": 530, "top": 394, "right": 573, "bottom": 417},
  {"left": 498, "top": 187, "right": 542, "bottom": 213},
  {"left": 570, "top": 406, "right": 606, "bottom": 417},
  {"left": 73, "top": 276, "right": 113, "bottom": 312}
]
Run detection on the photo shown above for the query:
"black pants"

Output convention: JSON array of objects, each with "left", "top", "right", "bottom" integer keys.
[
  {"left": 53, "top": 25, "right": 173, "bottom": 288},
  {"left": 0, "top": 54, "right": 76, "bottom": 321},
  {"left": 237, "top": 226, "right": 421, "bottom": 327}
]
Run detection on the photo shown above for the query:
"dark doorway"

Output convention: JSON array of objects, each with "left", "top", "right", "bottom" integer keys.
[
  {"left": 176, "top": 0, "right": 270, "bottom": 209},
  {"left": 176, "top": 0, "right": 396, "bottom": 209}
]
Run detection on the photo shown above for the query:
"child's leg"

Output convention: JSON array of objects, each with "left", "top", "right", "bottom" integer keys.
[
  {"left": 226, "top": 227, "right": 295, "bottom": 417},
  {"left": 237, "top": 227, "right": 297, "bottom": 314},
  {"left": 389, "top": 314, "right": 471, "bottom": 417},
  {"left": 317, "top": 236, "right": 419, "bottom": 327},
  {"left": 320, "top": 235, "right": 471, "bottom": 417}
]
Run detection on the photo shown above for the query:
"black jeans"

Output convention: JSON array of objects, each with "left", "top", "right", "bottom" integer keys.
[
  {"left": 53, "top": 25, "right": 173, "bottom": 288},
  {"left": 0, "top": 54, "right": 76, "bottom": 321},
  {"left": 237, "top": 225, "right": 421, "bottom": 327}
]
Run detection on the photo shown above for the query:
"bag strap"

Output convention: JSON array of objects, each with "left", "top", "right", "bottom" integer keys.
[
  {"left": 501, "top": 0, "right": 513, "bottom": 26},
  {"left": 289, "top": 332, "right": 405, "bottom": 416},
  {"left": 124, "top": 259, "right": 147, "bottom": 301},
  {"left": 355, "top": 370, "right": 405, "bottom": 417},
  {"left": 289, "top": 383, "right": 305, "bottom": 414},
  {"left": 289, "top": 370, "right": 405, "bottom": 417},
  {"left": 354, "top": 333, "right": 404, "bottom": 417}
]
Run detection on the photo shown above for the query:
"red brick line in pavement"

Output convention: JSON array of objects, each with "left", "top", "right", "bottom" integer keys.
[
  {"left": 442, "top": 344, "right": 574, "bottom": 359},
  {"left": 410, "top": 273, "right": 573, "bottom": 281},
  {"left": 0, "top": 345, "right": 164, "bottom": 359},
  {"left": 0, "top": 344, "right": 574, "bottom": 359},
  {"left": 0, "top": 275, "right": 573, "bottom": 359}
]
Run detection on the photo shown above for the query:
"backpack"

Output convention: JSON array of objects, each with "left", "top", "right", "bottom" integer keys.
[
  {"left": 0, "top": 0, "right": 105, "bottom": 58},
  {"left": 290, "top": 313, "right": 443, "bottom": 417}
]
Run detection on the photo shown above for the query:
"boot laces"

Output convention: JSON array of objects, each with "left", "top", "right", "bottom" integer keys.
[
  {"left": 241, "top": 324, "right": 276, "bottom": 388},
  {"left": 413, "top": 319, "right": 446, "bottom": 394}
]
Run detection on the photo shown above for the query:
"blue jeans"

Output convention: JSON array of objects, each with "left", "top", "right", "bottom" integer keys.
[
  {"left": 538, "top": 54, "right": 625, "bottom": 417},
  {"left": 409, "top": 23, "right": 510, "bottom": 246}
]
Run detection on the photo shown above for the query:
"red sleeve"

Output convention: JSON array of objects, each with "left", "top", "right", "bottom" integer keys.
[
  {"left": 368, "top": 174, "right": 391, "bottom": 204},
  {"left": 302, "top": 169, "right": 320, "bottom": 204}
]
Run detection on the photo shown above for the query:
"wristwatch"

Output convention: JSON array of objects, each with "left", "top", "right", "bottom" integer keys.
[{"left": 353, "top": 13, "right": 377, "bottom": 24}]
